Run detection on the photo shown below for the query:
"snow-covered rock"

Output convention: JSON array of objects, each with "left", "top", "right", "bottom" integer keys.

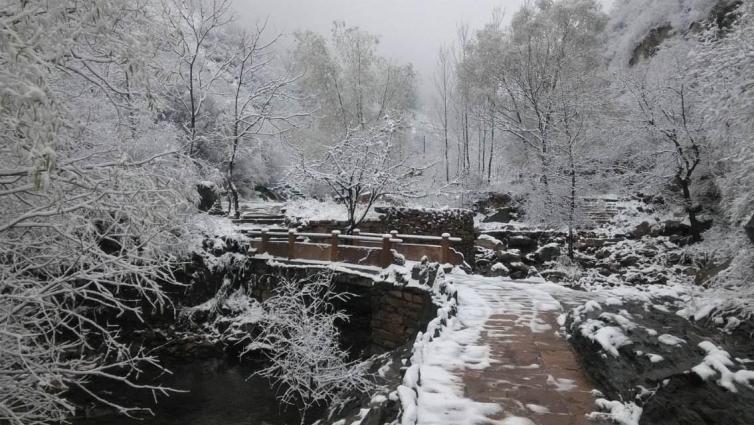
[
  {"left": 535, "top": 243, "right": 560, "bottom": 262},
  {"left": 476, "top": 234, "right": 504, "bottom": 251}
]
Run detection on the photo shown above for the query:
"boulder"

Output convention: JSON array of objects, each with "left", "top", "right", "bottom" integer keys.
[
  {"left": 526, "top": 266, "right": 540, "bottom": 279},
  {"left": 482, "top": 207, "right": 517, "bottom": 223},
  {"left": 196, "top": 181, "right": 219, "bottom": 212},
  {"left": 476, "top": 234, "right": 504, "bottom": 251},
  {"left": 473, "top": 192, "right": 514, "bottom": 213},
  {"left": 577, "top": 256, "right": 597, "bottom": 269},
  {"left": 699, "top": 217, "right": 714, "bottom": 232},
  {"left": 490, "top": 262, "right": 510, "bottom": 277},
  {"left": 629, "top": 221, "right": 652, "bottom": 239},
  {"left": 208, "top": 200, "right": 225, "bottom": 216},
  {"left": 535, "top": 243, "right": 561, "bottom": 262},
  {"left": 669, "top": 235, "right": 692, "bottom": 247},
  {"left": 508, "top": 262, "right": 530, "bottom": 279},
  {"left": 508, "top": 235, "right": 538, "bottom": 252},
  {"left": 495, "top": 249, "right": 522, "bottom": 263},
  {"left": 745, "top": 215, "right": 754, "bottom": 244},
  {"left": 253, "top": 184, "right": 281, "bottom": 201},
  {"left": 661, "top": 220, "right": 692, "bottom": 237},
  {"left": 666, "top": 252, "right": 683, "bottom": 264},
  {"left": 637, "top": 247, "right": 658, "bottom": 258},
  {"left": 619, "top": 255, "right": 641, "bottom": 268},
  {"left": 541, "top": 269, "right": 568, "bottom": 283},
  {"left": 595, "top": 248, "right": 612, "bottom": 260}
]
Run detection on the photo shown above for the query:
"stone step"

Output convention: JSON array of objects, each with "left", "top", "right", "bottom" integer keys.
[
  {"left": 237, "top": 226, "right": 289, "bottom": 234},
  {"left": 232, "top": 218, "right": 285, "bottom": 225},
  {"left": 239, "top": 213, "right": 285, "bottom": 220}
]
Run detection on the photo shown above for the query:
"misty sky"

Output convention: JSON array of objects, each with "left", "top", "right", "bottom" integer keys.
[{"left": 231, "top": 0, "right": 615, "bottom": 104}]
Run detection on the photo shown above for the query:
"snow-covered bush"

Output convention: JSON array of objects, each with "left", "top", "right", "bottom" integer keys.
[{"left": 245, "top": 273, "right": 373, "bottom": 418}]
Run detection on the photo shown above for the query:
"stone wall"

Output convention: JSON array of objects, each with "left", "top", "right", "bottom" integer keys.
[
  {"left": 373, "top": 207, "right": 476, "bottom": 263},
  {"left": 369, "top": 282, "right": 436, "bottom": 351}
]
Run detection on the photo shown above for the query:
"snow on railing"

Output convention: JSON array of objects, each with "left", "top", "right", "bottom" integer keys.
[{"left": 244, "top": 228, "right": 464, "bottom": 268}]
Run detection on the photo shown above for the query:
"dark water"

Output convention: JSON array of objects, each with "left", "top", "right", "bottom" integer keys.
[{"left": 73, "top": 359, "right": 306, "bottom": 425}]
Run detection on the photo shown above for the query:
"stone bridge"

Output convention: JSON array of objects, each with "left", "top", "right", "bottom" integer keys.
[{"left": 246, "top": 258, "right": 440, "bottom": 355}]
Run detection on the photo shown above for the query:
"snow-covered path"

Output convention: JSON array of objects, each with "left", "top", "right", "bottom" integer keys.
[{"left": 418, "top": 274, "right": 602, "bottom": 425}]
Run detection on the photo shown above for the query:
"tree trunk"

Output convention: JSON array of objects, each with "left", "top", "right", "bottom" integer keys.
[
  {"left": 188, "top": 60, "right": 197, "bottom": 157},
  {"left": 679, "top": 177, "right": 702, "bottom": 242},
  {"left": 479, "top": 121, "right": 485, "bottom": 175},
  {"left": 568, "top": 152, "right": 576, "bottom": 259},
  {"left": 230, "top": 182, "right": 240, "bottom": 219},
  {"left": 464, "top": 111, "right": 470, "bottom": 172},
  {"left": 443, "top": 98, "right": 449, "bottom": 182},
  {"left": 224, "top": 175, "right": 240, "bottom": 219},
  {"left": 487, "top": 108, "right": 494, "bottom": 184}
]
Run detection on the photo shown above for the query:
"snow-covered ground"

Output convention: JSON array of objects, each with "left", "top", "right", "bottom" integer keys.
[{"left": 284, "top": 199, "right": 385, "bottom": 224}]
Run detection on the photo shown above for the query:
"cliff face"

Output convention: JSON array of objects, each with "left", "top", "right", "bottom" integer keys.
[{"left": 605, "top": 0, "right": 743, "bottom": 68}]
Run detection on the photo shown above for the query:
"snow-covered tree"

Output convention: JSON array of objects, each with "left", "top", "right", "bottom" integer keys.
[
  {"left": 454, "top": 0, "right": 609, "bottom": 236},
  {"left": 493, "top": 0, "right": 607, "bottom": 208},
  {"left": 622, "top": 60, "right": 708, "bottom": 242},
  {"left": 433, "top": 46, "right": 455, "bottom": 183},
  {"left": 295, "top": 121, "right": 426, "bottom": 233},
  {"left": 0, "top": 2, "right": 197, "bottom": 424},
  {"left": 457, "top": 11, "right": 505, "bottom": 184},
  {"left": 691, "top": 1, "right": 754, "bottom": 226},
  {"left": 160, "top": 0, "right": 234, "bottom": 157},
  {"left": 220, "top": 24, "right": 302, "bottom": 217},
  {"left": 290, "top": 23, "right": 417, "bottom": 148}
]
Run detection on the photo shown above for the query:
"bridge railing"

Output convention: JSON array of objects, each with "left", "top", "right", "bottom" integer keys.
[{"left": 245, "top": 228, "right": 464, "bottom": 268}]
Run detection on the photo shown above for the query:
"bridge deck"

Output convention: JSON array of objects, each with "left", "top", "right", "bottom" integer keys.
[{"left": 418, "top": 274, "right": 604, "bottom": 425}]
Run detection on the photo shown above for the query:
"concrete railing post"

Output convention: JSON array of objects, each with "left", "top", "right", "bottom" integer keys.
[
  {"left": 330, "top": 230, "right": 340, "bottom": 262},
  {"left": 380, "top": 234, "right": 393, "bottom": 268},
  {"left": 287, "top": 229, "right": 297, "bottom": 259},
  {"left": 260, "top": 229, "right": 270, "bottom": 254},
  {"left": 440, "top": 233, "right": 451, "bottom": 264}
]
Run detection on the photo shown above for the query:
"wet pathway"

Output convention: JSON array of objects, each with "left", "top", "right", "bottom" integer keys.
[{"left": 448, "top": 274, "right": 603, "bottom": 425}]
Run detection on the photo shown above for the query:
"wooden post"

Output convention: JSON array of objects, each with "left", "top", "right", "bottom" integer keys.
[
  {"left": 330, "top": 230, "right": 340, "bottom": 262},
  {"left": 380, "top": 234, "right": 393, "bottom": 268},
  {"left": 440, "top": 233, "right": 450, "bottom": 264},
  {"left": 287, "top": 229, "right": 296, "bottom": 259},
  {"left": 352, "top": 228, "right": 360, "bottom": 246},
  {"left": 260, "top": 230, "right": 270, "bottom": 254}
]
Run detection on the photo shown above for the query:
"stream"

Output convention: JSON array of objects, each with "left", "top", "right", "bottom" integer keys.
[{"left": 73, "top": 358, "right": 308, "bottom": 425}]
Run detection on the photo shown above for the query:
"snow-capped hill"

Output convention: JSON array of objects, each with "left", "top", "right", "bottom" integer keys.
[{"left": 605, "top": 0, "right": 742, "bottom": 67}]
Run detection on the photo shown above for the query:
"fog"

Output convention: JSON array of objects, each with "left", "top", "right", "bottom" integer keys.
[{"left": 231, "top": 0, "right": 616, "bottom": 106}]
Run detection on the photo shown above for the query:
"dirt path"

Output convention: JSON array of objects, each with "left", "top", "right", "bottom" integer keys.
[{"left": 449, "top": 275, "right": 603, "bottom": 425}]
